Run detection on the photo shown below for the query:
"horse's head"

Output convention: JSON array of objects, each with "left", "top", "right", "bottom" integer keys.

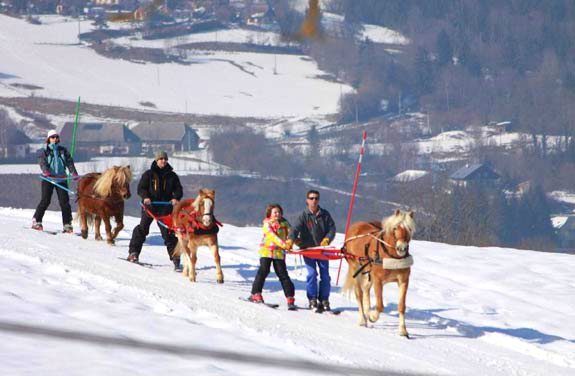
[
  {"left": 94, "top": 165, "right": 132, "bottom": 200},
  {"left": 194, "top": 188, "right": 215, "bottom": 227},
  {"left": 383, "top": 210, "right": 416, "bottom": 257}
]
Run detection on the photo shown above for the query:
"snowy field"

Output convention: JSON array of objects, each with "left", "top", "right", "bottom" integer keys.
[
  {"left": 0, "top": 15, "right": 351, "bottom": 117},
  {"left": 0, "top": 207, "right": 574, "bottom": 375}
]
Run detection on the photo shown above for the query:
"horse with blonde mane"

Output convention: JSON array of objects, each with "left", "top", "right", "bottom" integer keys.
[
  {"left": 172, "top": 189, "right": 223, "bottom": 283},
  {"left": 343, "top": 209, "right": 416, "bottom": 337},
  {"left": 76, "top": 165, "right": 132, "bottom": 244}
]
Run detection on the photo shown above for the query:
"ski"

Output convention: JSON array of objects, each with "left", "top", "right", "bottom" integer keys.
[
  {"left": 298, "top": 306, "right": 343, "bottom": 315},
  {"left": 26, "top": 227, "right": 58, "bottom": 235},
  {"left": 238, "top": 297, "right": 279, "bottom": 309},
  {"left": 117, "top": 257, "right": 154, "bottom": 269}
]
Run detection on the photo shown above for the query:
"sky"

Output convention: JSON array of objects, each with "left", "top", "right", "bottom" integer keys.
[{"left": 0, "top": 207, "right": 573, "bottom": 375}]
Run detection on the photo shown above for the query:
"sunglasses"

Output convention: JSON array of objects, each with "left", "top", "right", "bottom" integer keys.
[
  {"left": 49, "top": 135, "right": 59, "bottom": 139},
  {"left": 307, "top": 196, "right": 319, "bottom": 201}
]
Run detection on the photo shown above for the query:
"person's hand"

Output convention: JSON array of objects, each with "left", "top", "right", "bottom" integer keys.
[
  {"left": 143, "top": 198, "right": 151, "bottom": 205},
  {"left": 320, "top": 238, "right": 330, "bottom": 246},
  {"left": 285, "top": 239, "right": 293, "bottom": 250},
  {"left": 72, "top": 173, "right": 80, "bottom": 181},
  {"left": 170, "top": 199, "right": 179, "bottom": 206},
  {"left": 42, "top": 171, "right": 51, "bottom": 177}
]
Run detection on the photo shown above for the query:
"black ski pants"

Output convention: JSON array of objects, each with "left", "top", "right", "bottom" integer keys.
[
  {"left": 33, "top": 180, "right": 72, "bottom": 225},
  {"left": 128, "top": 209, "right": 178, "bottom": 260},
  {"left": 251, "top": 257, "right": 295, "bottom": 297}
]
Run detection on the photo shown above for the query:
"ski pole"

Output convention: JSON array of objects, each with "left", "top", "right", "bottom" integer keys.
[
  {"left": 39, "top": 175, "right": 76, "bottom": 195},
  {"left": 336, "top": 130, "right": 367, "bottom": 285}
]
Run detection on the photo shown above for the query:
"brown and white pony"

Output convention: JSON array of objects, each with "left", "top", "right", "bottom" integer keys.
[
  {"left": 343, "top": 209, "right": 415, "bottom": 337},
  {"left": 76, "top": 166, "right": 132, "bottom": 245},
  {"left": 172, "top": 189, "right": 223, "bottom": 283}
]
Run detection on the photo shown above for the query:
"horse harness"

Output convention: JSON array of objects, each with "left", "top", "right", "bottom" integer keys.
[
  {"left": 175, "top": 203, "right": 222, "bottom": 236},
  {"left": 344, "top": 229, "right": 411, "bottom": 279}
]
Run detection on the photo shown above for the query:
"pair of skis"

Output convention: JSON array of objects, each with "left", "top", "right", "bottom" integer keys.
[{"left": 239, "top": 297, "right": 342, "bottom": 314}]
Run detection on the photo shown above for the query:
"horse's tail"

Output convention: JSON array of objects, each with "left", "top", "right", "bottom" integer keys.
[
  {"left": 74, "top": 211, "right": 94, "bottom": 227},
  {"left": 172, "top": 235, "right": 185, "bottom": 258},
  {"left": 342, "top": 260, "right": 356, "bottom": 299}
]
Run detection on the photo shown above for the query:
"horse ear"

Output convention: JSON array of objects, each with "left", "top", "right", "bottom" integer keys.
[
  {"left": 126, "top": 165, "right": 131, "bottom": 170},
  {"left": 408, "top": 210, "right": 415, "bottom": 218},
  {"left": 394, "top": 209, "right": 401, "bottom": 216}
]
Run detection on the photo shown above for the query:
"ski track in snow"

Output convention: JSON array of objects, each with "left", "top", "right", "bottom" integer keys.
[{"left": 0, "top": 208, "right": 574, "bottom": 375}]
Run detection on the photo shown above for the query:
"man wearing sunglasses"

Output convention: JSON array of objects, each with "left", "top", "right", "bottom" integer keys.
[
  {"left": 288, "top": 190, "right": 336, "bottom": 312},
  {"left": 32, "top": 129, "right": 78, "bottom": 233}
]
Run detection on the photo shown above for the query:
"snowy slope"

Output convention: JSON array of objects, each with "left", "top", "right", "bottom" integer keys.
[
  {"left": 0, "top": 15, "right": 351, "bottom": 117},
  {"left": 1, "top": 207, "right": 574, "bottom": 375}
]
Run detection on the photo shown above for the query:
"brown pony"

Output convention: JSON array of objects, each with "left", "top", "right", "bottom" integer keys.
[
  {"left": 172, "top": 189, "right": 223, "bottom": 283},
  {"left": 343, "top": 209, "right": 415, "bottom": 337},
  {"left": 76, "top": 166, "right": 132, "bottom": 245}
]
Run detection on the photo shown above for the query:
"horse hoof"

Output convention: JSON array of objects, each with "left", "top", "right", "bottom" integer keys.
[
  {"left": 81, "top": 230, "right": 88, "bottom": 239},
  {"left": 400, "top": 332, "right": 410, "bottom": 339},
  {"left": 95, "top": 236, "right": 103, "bottom": 241},
  {"left": 107, "top": 240, "right": 115, "bottom": 245},
  {"left": 217, "top": 278, "right": 224, "bottom": 284}
]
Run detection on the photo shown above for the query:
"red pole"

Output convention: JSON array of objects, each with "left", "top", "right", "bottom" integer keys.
[{"left": 336, "top": 130, "right": 367, "bottom": 285}]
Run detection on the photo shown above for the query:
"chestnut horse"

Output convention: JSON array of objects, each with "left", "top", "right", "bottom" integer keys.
[
  {"left": 76, "top": 166, "right": 132, "bottom": 245},
  {"left": 343, "top": 209, "right": 415, "bottom": 337},
  {"left": 173, "top": 189, "right": 223, "bottom": 283}
]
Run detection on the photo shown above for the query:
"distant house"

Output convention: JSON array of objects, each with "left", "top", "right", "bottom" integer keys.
[
  {"left": 0, "top": 128, "right": 32, "bottom": 159},
  {"left": 389, "top": 170, "right": 430, "bottom": 184},
  {"left": 60, "top": 122, "right": 141, "bottom": 156},
  {"left": 450, "top": 163, "right": 500, "bottom": 187},
  {"left": 553, "top": 216, "right": 575, "bottom": 249},
  {"left": 132, "top": 122, "right": 200, "bottom": 155}
]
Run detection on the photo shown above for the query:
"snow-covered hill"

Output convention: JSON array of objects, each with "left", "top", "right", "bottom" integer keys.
[
  {"left": 1, "top": 207, "right": 573, "bottom": 375},
  {"left": 0, "top": 15, "right": 351, "bottom": 117}
]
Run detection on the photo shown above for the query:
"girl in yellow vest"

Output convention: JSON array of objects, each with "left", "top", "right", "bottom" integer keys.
[{"left": 249, "top": 203, "right": 296, "bottom": 310}]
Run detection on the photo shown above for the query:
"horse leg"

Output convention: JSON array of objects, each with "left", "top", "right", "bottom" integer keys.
[
  {"left": 112, "top": 212, "right": 124, "bottom": 240},
  {"left": 398, "top": 274, "right": 410, "bottom": 338},
  {"left": 360, "top": 275, "right": 373, "bottom": 326},
  {"left": 354, "top": 277, "right": 368, "bottom": 327},
  {"left": 103, "top": 216, "right": 114, "bottom": 245},
  {"left": 80, "top": 207, "right": 88, "bottom": 239},
  {"left": 369, "top": 277, "right": 384, "bottom": 323},
  {"left": 212, "top": 242, "right": 224, "bottom": 284},
  {"left": 94, "top": 216, "right": 102, "bottom": 241},
  {"left": 188, "top": 241, "right": 198, "bottom": 282}
]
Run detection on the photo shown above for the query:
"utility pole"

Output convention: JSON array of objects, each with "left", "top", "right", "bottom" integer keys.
[{"left": 77, "top": 17, "right": 81, "bottom": 44}]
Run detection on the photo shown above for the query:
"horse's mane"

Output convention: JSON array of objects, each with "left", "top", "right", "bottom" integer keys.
[
  {"left": 192, "top": 189, "right": 215, "bottom": 211},
  {"left": 93, "top": 166, "right": 132, "bottom": 197},
  {"left": 382, "top": 210, "right": 416, "bottom": 235}
]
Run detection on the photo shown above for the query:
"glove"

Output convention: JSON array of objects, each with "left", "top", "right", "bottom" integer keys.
[
  {"left": 170, "top": 198, "right": 179, "bottom": 206},
  {"left": 320, "top": 238, "right": 330, "bottom": 246},
  {"left": 143, "top": 198, "right": 151, "bottom": 205},
  {"left": 285, "top": 239, "right": 293, "bottom": 250},
  {"left": 72, "top": 173, "right": 80, "bottom": 181},
  {"left": 42, "top": 171, "right": 51, "bottom": 177}
]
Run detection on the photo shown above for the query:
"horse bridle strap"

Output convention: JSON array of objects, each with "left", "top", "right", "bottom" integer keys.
[{"left": 345, "top": 230, "right": 409, "bottom": 259}]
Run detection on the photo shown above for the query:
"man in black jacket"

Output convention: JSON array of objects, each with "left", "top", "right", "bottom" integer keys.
[
  {"left": 127, "top": 151, "right": 183, "bottom": 270},
  {"left": 288, "top": 190, "right": 336, "bottom": 312}
]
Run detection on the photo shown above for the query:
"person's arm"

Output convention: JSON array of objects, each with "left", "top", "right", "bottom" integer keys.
[
  {"left": 288, "top": 212, "right": 305, "bottom": 241},
  {"left": 37, "top": 148, "right": 49, "bottom": 175},
  {"left": 172, "top": 173, "right": 183, "bottom": 200},
  {"left": 137, "top": 171, "right": 151, "bottom": 201},
  {"left": 62, "top": 147, "right": 78, "bottom": 176},
  {"left": 324, "top": 211, "right": 336, "bottom": 243}
]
